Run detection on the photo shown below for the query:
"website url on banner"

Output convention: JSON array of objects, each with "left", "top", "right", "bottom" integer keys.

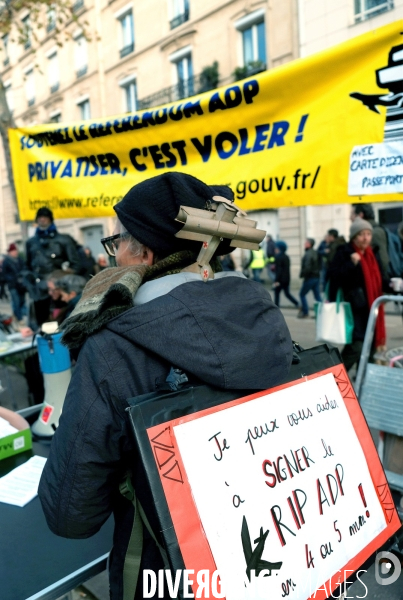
[
  {"left": 28, "top": 195, "right": 122, "bottom": 211},
  {"left": 233, "top": 166, "right": 321, "bottom": 200},
  {"left": 362, "top": 174, "right": 403, "bottom": 188}
]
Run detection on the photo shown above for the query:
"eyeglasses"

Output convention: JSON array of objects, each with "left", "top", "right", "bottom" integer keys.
[{"left": 101, "top": 233, "right": 130, "bottom": 257}]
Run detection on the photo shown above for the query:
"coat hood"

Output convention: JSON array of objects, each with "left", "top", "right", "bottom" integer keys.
[{"left": 105, "top": 274, "right": 293, "bottom": 390}]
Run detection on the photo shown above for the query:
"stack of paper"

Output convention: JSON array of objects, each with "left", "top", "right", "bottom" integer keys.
[
  {"left": 0, "top": 416, "right": 18, "bottom": 438},
  {"left": 0, "top": 456, "right": 47, "bottom": 507}
]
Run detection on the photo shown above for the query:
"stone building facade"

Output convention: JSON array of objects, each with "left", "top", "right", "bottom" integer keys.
[
  {"left": 0, "top": 0, "right": 402, "bottom": 278},
  {"left": 284, "top": 0, "right": 403, "bottom": 280},
  {"left": 0, "top": 0, "right": 298, "bottom": 257}
]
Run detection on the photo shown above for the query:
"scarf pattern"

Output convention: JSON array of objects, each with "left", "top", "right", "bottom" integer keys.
[
  {"left": 61, "top": 251, "right": 220, "bottom": 349},
  {"left": 352, "top": 243, "right": 386, "bottom": 347}
]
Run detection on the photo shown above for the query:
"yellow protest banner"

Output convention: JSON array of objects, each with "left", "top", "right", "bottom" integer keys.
[{"left": 9, "top": 20, "right": 403, "bottom": 221}]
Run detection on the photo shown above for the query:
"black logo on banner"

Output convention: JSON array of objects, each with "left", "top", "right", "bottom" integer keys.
[{"left": 350, "top": 39, "right": 403, "bottom": 141}]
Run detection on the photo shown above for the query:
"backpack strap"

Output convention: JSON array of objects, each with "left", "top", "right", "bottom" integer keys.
[{"left": 119, "top": 471, "right": 169, "bottom": 600}]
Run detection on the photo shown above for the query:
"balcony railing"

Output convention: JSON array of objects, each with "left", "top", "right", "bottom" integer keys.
[
  {"left": 137, "top": 68, "right": 262, "bottom": 111},
  {"left": 50, "top": 82, "right": 59, "bottom": 94},
  {"left": 139, "top": 73, "right": 214, "bottom": 110},
  {"left": 120, "top": 42, "right": 134, "bottom": 59},
  {"left": 27, "top": 97, "right": 35, "bottom": 107},
  {"left": 76, "top": 65, "right": 88, "bottom": 78},
  {"left": 170, "top": 9, "right": 189, "bottom": 29}
]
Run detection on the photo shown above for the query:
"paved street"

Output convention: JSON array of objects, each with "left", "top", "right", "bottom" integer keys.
[{"left": 281, "top": 302, "right": 403, "bottom": 357}]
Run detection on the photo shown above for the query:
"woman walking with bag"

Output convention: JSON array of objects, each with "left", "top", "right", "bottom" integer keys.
[{"left": 328, "top": 218, "right": 388, "bottom": 372}]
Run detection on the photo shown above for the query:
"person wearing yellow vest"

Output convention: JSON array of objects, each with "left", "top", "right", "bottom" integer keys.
[{"left": 249, "top": 247, "right": 266, "bottom": 283}]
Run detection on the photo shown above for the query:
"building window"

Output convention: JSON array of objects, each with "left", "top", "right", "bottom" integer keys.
[
  {"left": 74, "top": 34, "right": 88, "bottom": 78},
  {"left": 47, "top": 6, "right": 56, "bottom": 33},
  {"left": 118, "top": 10, "right": 134, "bottom": 58},
  {"left": 119, "top": 76, "right": 137, "bottom": 112},
  {"left": 3, "top": 34, "right": 9, "bottom": 66},
  {"left": 176, "top": 54, "right": 193, "bottom": 98},
  {"left": 4, "top": 80, "right": 13, "bottom": 114},
  {"left": 354, "top": 0, "right": 393, "bottom": 22},
  {"left": 47, "top": 51, "right": 59, "bottom": 93},
  {"left": 49, "top": 111, "right": 62, "bottom": 123},
  {"left": 24, "top": 68, "right": 35, "bottom": 106},
  {"left": 169, "top": 46, "right": 193, "bottom": 100},
  {"left": 22, "top": 15, "right": 31, "bottom": 50},
  {"left": 77, "top": 98, "right": 91, "bottom": 120},
  {"left": 242, "top": 21, "right": 266, "bottom": 66},
  {"left": 170, "top": 0, "right": 189, "bottom": 29},
  {"left": 234, "top": 9, "right": 266, "bottom": 75}
]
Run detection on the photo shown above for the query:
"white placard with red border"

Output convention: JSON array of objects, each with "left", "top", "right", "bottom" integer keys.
[{"left": 146, "top": 365, "right": 401, "bottom": 599}]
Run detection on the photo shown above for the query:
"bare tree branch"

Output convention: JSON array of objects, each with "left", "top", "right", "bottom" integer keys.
[{"left": 0, "top": 0, "right": 92, "bottom": 239}]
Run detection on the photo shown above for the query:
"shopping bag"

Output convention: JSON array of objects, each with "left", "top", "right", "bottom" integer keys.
[{"left": 315, "top": 288, "right": 354, "bottom": 344}]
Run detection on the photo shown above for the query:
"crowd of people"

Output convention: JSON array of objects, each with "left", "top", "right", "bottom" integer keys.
[
  {"left": 0, "top": 174, "right": 401, "bottom": 598},
  {"left": 0, "top": 207, "right": 111, "bottom": 330},
  {"left": 238, "top": 202, "right": 403, "bottom": 373},
  {"left": 1, "top": 200, "right": 402, "bottom": 380}
]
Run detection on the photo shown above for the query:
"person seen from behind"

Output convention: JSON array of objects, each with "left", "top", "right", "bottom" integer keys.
[
  {"left": 80, "top": 247, "right": 97, "bottom": 280},
  {"left": 2, "top": 243, "right": 27, "bottom": 326},
  {"left": 328, "top": 218, "right": 388, "bottom": 373},
  {"left": 319, "top": 229, "right": 347, "bottom": 287},
  {"left": 298, "top": 238, "right": 321, "bottom": 318},
  {"left": 0, "top": 257, "right": 8, "bottom": 300},
  {"left": 265, "top": 234, "right": 276, "bottom": 284},
  {"left": 38, "top": 171, "right": 293, "bottom": 600},
  {"left": 219, "top": 254, "right": 235, "bottom": 271},
  {"left": 247, "top": 244, "right": 266, "bottom": 283},
  {"left": 272, "top": 241, "right": 298, "bottom": 308}
]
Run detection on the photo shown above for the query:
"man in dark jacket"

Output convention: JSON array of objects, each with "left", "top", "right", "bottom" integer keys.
[
  {"left": 272, "top": 240, "right": 298, "bottom": 308},
  {"left": 38, "top": 172, "right": 293, "bottom": 600},
  {"left": 26, "top": 207, "right": 81, "bottom": 325},
  {"left": 298, "top": 238, "right": 321, "bottom": 318},
  {"left": 2, "top": 243, "right": 26, "bottom": 324}
]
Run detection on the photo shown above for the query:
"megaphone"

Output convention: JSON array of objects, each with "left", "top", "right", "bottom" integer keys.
[{"left": 31, "top": 322, "right": 71, "bottom": 438}]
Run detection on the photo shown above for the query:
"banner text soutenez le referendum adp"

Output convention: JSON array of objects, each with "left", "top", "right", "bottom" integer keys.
[{"left": 9, "top": 20, "right": 403, "bottom": 221}]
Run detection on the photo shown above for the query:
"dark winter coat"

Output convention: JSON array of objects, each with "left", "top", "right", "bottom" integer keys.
[
  {"left": 300, "top": 247, "right": 319, "bottom": 279},
  {"left": 80, "top": 254, "right": 96, "bottom": 279},
  {"left": 38, "top": 273, "right": 293, "bottom": 600},
  {"left": 275, "top": 253, "right": 291, "bottom": 286},
  {"left": 368, "top": 219, "right": 389, "bottom": 276},
  {"left": 26, "top": 229, "right": 81, "bottom": 278},
  {"left": 327, "top": 236, "right": 346, "bottom": 266},
  {"left": 2, "top": 255, "right": 26, "bottom": 291},
  {"left": 327, "top": 243, "right": 388, "bottom": 341}
]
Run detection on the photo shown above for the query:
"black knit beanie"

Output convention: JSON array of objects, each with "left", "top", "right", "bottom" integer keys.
[
  {"left": 36, "top": 207, "right": 54, "bottom": 222},
  {"left": 114, "top": 172, "right": 235, "bottom": 257}
]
